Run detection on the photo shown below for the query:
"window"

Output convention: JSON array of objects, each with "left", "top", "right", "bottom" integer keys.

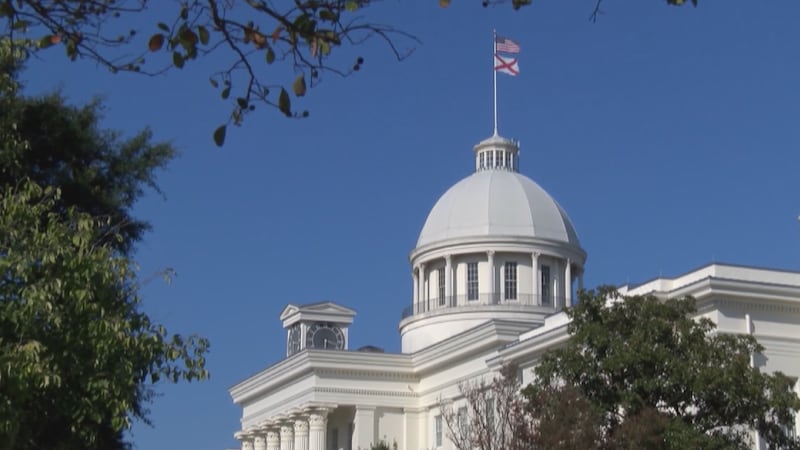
[
  {"left": 486, "top": 151, "right": 494, "bottom": 168},
  {"left": 504, "top": 151, "right": 511, "bottom": 169},
  {"left": 541, "top": 265, "right": 551, "bottom": 306},
  {"left": 479, "top": 152, "right": 485, "bottom": 169},
  {"left": 434, "top": 414, "right": 443, "bottom": 447},
  {"left": 485, "top": 396, "right": 495, "bottom": 431},
  {"left": 504, "top": 261, "right": 517, "bottom": 300},
  {"left": 457, "top": 406, "right": 469, "bottom": 437},
  {"left": 437, "top": 267, "right": 446, "bottom": 306},
  {"left": 467, "top": 262, "right": 479, "bottom": 301}
]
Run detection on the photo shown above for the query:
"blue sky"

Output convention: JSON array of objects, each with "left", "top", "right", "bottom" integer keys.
[{"left": 19, "top": 0, "right": 800, "bottom": 449}]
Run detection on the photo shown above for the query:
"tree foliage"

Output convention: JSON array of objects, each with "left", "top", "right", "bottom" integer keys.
[
  {"left": 529, "top": 287, "right": 800, "bottom": 450},
  {"left": 0, "top": 92, "right": 175, "bottom": 255},
  {"left": 0, "top": 181, "right": 209, "bottom": 450},
  {"left": 445, "top": 288, "right": 800, "bottom": 450},
  {"left": 1, "top": 0, "right": 696, "bottom": 145},
  {"left": 0, "top": 40, "right": 209, "bottom": 450}
]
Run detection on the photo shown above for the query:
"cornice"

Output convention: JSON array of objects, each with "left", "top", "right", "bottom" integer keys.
[
  {"left": 314, "top": 386, "right": 417, "bottom": 399},
  {"left": 230, "top": 353, "right": 314, "bottom": 404},
  {"left": 486, "top": 318, "right": 571, "bottom": 368},
  {"left": 241, "top": 384, "right": 418, "bottom": 425},
  {"left": 230, "top": 350, "right": 415, "bottom": 405},
  {"left": 409, "top": 235, "right": 586, "bottom": 265},
  {"left": 409, "top": 319, "right": 533, "bottom": 375},
  {"left": 398, "top": 304, "right": 551, "bottom": 331}
]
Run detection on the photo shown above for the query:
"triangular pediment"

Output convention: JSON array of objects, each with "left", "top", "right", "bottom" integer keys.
[
  {"left": 279, "top": 304, "right": 301, "bottom": 321},
  {"left": 299, "top": 301, "right": 356, "bottom": 316},
  {"left": 279, "top": 301, "right": 356, "bottom": 329}
]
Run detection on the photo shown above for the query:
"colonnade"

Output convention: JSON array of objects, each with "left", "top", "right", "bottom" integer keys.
[
  {"left": 235, "top": 408, "right": 330, "bottom": 450},
  {"left": 411, "top": 251, "right": 584, "bottom": 310}
]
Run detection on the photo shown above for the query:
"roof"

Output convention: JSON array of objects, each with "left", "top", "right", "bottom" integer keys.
[{"left": 416, "top": 170, "right": 581, "bottom": 248}]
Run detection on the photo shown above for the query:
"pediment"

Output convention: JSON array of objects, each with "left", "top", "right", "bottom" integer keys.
[
  {"left": 300, "top": 301, "right": 356, "bottom": 316},
  {"left": 280, "top": 301, "right": 356, "bottom": 328}
]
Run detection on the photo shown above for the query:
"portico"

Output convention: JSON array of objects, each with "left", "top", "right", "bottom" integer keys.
[{"left": 234, "top": 404, "right": 337, "bottom": 450}]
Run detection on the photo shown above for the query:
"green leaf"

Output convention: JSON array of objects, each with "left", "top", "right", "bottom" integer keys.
[
  {"left": 266, "top": 47, "right": 275, "bottom": 64},
  {"left": 319, "top": 10, "right": 338, "bottom": 22},
  {"left": 221, "top": 87, "right": 230, "bottom": 100},
  {"left": 292, "top": 74, "right": 306, "bottom": 97},
  {"left": 38, "top": 35, "right": 56, "bottom": 49},
  {"left": 213, "top": 125, "right": 226, "bottom": 147},
  {"left": 278, "top": 88, "right": 291, "bottom": 116},
  {"left": 236, "top": 97, "right": 248, "bottom": 109},
  {"left": 345, "top": 1, "right": 359, "bottom": 11},
  {"left": 12, "top": 20, "right": 31, "bottom": 30},
  {"left": 172, "top": 52, "right": 185, "bottom": 68},
  {"left": 157, "top": 22, "right": 170, "bottom": 32},
  {"left": 198, "top": 26, "right": 210, "bottom": 45},
  {"left": 209, "top": 78, "right": 218, "bottom": 88},
  {"left": 319, "top": 41, "right": 331, "bottom": 56}
]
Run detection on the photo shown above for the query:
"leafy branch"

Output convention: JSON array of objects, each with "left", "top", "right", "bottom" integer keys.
[{"left": 1, "top": 0, "right": 419, "bottom": 146}]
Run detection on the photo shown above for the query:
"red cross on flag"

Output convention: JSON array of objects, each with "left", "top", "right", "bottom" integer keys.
[{"left": 494, "top": 53, "right": 519, "bottom": 76}]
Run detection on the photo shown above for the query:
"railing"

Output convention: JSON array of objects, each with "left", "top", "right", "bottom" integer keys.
[{"left": 400, "top": 294, "right": 567, "bottom": 319}]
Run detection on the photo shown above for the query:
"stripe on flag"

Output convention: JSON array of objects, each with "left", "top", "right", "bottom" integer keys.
[
  {"left": 495, "top": 36, "right": 521, "bottom": 54},
  {"left": 494, "top": 53, "right": 519, "bottom": 76}
]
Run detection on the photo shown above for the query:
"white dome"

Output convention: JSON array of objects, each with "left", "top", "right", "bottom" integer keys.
[{"left": 417, "top": 170, "right": 580, "bottom": 248}]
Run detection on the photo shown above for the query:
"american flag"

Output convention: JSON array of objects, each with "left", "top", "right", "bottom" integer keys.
[{"left": 495, "top": 36, "right": 520, "bottom": 54}]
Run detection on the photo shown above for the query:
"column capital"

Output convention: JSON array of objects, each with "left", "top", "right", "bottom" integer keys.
[
  {"left": 444, "top": 254, "right": 452, "bottom": 263},
  {"left": 235, "top": 430, "right": 255, "bottom": 449},
  {"left": 294, "top": 418, "right": 309, "bottom": 433},
  {"left": 487, "top": 250, "right": 495, "bottom": 257},
  {"left": 307, "top": 411, "right": 328, "bottom": 430},
  {"left": 253, "top": 435, "right": 267, "bottom": 450},
  {"left": 532, "top": 251, "right": 540, "bottom": 258},
  {"left": 266, "top": 430, "right": 280, "bottom": 450}
]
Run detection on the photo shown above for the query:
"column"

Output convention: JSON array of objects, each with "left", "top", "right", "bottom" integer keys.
[
  {"left": 412, "top": 268, "right": 419, "bottom": 308},
  {"left": 531, "top": 252, "right": 539, "bottom": 306},
  {"left": 280, "top": 423, "right": 294, "bottom": 450},
  {"left": 403, "top": 408, "right": 423, "bottom": 450},
  {"left": 419, "top": 263, "right": 427, "bottom": 311},
  {"left": 308, "top": 412, "right": 327, "bottom": 450},
  {"left": 352, "top": 406, "right": 376, "bottom": 450},
  {"left": 487, "top": 251, "right": 495, "bottom": 304},
  {"left": 565, "top": 259, "right": 572, "bottom": 307},
  {"left": 294, "top": 418, "right": 309, "bottom": 450},
  {"left": 266, "top": 430, "right": 280, "bottom": 450},
  {"left": 444, "top": 255, "right": 453, "bottom": 306}
]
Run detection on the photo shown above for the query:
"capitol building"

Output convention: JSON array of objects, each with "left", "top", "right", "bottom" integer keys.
[{"left": 228, "top": 132, "right": 800, "bottom": 450}]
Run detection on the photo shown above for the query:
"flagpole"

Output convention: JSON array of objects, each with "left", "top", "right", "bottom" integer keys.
[{"left": 492, "top": 29, "right": 498, "bottom": 136}]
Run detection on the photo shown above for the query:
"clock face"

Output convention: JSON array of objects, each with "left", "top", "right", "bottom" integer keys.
[
  {"left": 287, "top": 325, "right": 301, "bottom": 356},
  {"left": 306, "top": 323, "right": 344, "bottom": 350}
]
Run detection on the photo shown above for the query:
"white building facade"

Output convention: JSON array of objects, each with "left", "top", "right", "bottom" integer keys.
[{"left": 229, "top": 134, "right": 800, "bottom": 450}]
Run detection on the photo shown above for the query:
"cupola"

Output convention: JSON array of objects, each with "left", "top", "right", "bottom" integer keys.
[{"left": 399, "top": 134, "right": 587, "bottom": 353}]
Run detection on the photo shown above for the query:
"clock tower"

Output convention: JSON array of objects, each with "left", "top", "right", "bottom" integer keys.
[{"left": 279, "top": 301, "right": 355, "bottom": 357}]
